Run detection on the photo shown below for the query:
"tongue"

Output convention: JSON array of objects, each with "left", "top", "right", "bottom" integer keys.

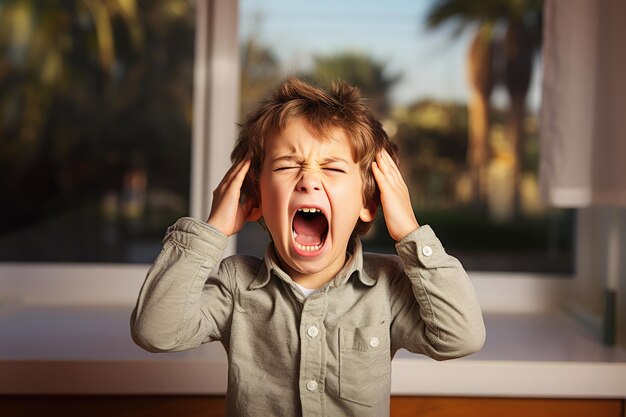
[{"left": 293, "top": 213, "right": 327, "bottom": 245}]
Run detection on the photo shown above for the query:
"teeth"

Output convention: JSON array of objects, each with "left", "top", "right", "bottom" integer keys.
[
  {"left": 297, "top": 208, "right": 321, "bottom": 213},
  {"left": 292, "top": 231, "right": 322, "bottom": 252},
  {"left": 294, "top": 241, "right": 322, "bottom": 252}
]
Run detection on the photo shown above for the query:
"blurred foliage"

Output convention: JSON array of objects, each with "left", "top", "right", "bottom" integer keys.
[
  {"left": 239, "top": 42, "right": 401, "bottom": 119},
  {"left": 392, "top": 100, "right": 468, "bottom": 208},
  {"left": 426, "top": 0, "right": 543, "bottom": 41},
  {"left": 240, "top": 33, "right": 281, "bottom": 119},
  {"left": 0, "top": 0, "right": 194, "bottom": 238},
  {"left": 300, "top": 51, "right": 401, "bottom": 117}
]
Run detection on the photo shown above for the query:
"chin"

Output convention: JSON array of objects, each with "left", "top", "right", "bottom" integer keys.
[{"left": 291, "top": 258, "right": 329, "bottom": 275}]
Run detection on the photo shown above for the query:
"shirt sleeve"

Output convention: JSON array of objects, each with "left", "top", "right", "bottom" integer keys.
[
  {"left": 389, "top": 225, "right": 486, "bottom": 360},
  {"left": 130, "top": 217, "right": 234, "bottom": 353}
]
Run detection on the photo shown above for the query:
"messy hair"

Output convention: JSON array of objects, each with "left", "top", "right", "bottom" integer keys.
[{"left": 231, "top": 77, "right": 398, "bottom": 236}]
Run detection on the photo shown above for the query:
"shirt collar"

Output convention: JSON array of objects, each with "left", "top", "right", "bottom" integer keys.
[{"left": 248, "top": 237, "right": 376, "bottom": 291}]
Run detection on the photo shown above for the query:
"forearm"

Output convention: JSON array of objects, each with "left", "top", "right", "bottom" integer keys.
[
  {"left": 130, "top": 217, "right": 229, "bottom": 352},
  {"left": 395, "top": 225, "right": 485, "bottom": 360}
]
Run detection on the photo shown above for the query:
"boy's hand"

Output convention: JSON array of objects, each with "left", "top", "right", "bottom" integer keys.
[
  {"left": 207, "top": 160, "right": 261, "bottom": 237},
  {"left": 372, "top": 149, "right": 419, "bottom": 241}
]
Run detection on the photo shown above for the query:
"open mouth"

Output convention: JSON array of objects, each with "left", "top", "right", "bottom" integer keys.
[{"left": 291, "top": 207, "right": 329, "bottom": 253}]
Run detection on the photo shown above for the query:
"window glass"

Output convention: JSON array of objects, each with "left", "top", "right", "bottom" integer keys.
[
  {"left": 237, "top": 0, "right": 574, "bottom": 273},
  {"left": 0, "top": 0, "right": 196, "bottom": 263}
]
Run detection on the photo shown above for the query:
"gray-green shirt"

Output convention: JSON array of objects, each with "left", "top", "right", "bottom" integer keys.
[{"left": 131, "top": 217, "right": 485, "bottom": 417}]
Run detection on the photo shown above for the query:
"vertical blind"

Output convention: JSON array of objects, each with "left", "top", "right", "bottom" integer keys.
[{"left": 540, "top": 0, "right": 626, "bottom": 207}]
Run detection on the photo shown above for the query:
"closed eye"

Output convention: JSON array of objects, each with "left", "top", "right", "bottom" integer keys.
[
  {"left": 323, "top": 167, "right": 346, "bottom": 173},
  {"left": 273, "top": 166, "right": 300, "bottom": 172}
]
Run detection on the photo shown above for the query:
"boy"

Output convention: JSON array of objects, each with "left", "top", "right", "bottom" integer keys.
[{"left": 131, "top": 78, "right": 485, "bottom": 417}]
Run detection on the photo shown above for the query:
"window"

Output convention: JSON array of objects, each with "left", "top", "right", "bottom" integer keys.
[
  {"left": 0, "top": 0, "right": 582, "bottom": 317},
  {"left": 237, "top": 0, "right": 574, "bottom": 273},
  {"left": 0, "top": 0, "right": 238, "bottom": 307},
  {"left": 0, "top": 0, "right": 575, "bottom": 276},
  {"left": 0, "top": 0, "right": 196, "bottom": 263}
]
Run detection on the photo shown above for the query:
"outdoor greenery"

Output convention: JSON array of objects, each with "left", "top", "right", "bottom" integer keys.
[
  {"left": 0, "top": 0, "right": 572, "bottom": 271},
  {"left": 0, "top": 0, "right": 195, "bottom": 261}
]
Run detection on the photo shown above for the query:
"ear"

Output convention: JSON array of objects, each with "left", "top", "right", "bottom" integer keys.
[
  {"left": 246, "top": 198, "right": 263, "bottom": 222},
  {"left": 359, "top": 201, "right": 377, "bottom": 223}
]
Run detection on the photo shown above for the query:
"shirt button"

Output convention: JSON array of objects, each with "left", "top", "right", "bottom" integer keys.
[
  {"left": 422, "top": 245, "right": 433, "bottom": 257},
  {"left": 369, "top": 337, "right": 380, "bottom": 348},
  {"left": 307, "top": 325, "right": 319, "bottom": 338},
  {"left": 306, "top": 380, "right": 318, "bottom": 391}
]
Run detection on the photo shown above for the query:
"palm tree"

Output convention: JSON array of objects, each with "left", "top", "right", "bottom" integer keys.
[
  {"left": 426, "top": 0, "right": 542, "bottom": 214},
  {"left": 466, "top": 24, "right": 494, "bottom": 207},
  {"left": 502, "top": 9, "right": 542, "bottom": 215}
]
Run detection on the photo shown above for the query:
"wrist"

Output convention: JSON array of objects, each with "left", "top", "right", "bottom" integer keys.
[
  {"left": 394, "top": 221, "right": 420, "bottom": 242},
  {"left": 206, "top": 216, "right": 231, "bottom": 237}
]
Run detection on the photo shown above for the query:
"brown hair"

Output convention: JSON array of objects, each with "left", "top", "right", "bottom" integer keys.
[{"left": 231, "top": 77, "right": 398, "bottom": 235}]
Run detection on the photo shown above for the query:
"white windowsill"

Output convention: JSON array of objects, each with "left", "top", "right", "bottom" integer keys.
[{"left": 1, "top": 296, "right": 625, "bottom": 398}]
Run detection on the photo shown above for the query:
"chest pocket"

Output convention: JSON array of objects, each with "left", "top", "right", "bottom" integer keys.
[{"left": 338, "top": 322, "right": 391, "bottom": 407}]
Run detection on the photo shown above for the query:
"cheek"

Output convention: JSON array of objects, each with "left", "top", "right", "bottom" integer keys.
[
  {"left": 259, "top": 176, "right": 291, "bottom": 219},
  {"left": 328, "top": 176, "right": 365, "bottom": 211},
  {"left": 264, "top": 176, "right": 291, "bottom": 198}
]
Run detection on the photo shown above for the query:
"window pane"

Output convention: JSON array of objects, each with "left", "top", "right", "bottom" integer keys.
[
  {"left": 0, "top": 0, "right": 196, "bottom": 263},
  {"left": 237, "top": 0, "right": 574, "bottom": 273}
]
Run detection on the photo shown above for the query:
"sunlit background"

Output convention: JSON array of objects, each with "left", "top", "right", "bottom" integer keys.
[
  {"left": 236, "top": 0, "right": 573, "bottom": 273},
  {"left": 0, "top": 0, "right": 573, "bottom": 273}
]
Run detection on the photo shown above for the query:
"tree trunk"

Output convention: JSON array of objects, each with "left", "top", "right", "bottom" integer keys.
[
  {"left": 508, "top": 94, "right": 526, "bottom": 218},
  {"left": 504, "top": 21, "right": 533, "bottom": 217},
  {"left": 466, "top": 25, "right": 494, "bottom": 209}
]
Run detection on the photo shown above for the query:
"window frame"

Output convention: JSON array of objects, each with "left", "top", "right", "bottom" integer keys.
[
  {"left": 0, "top": 0, "right": 239, "bottom": 304},
  {"left": 0, "top": 0, "right": 593, "bottom": 320}
]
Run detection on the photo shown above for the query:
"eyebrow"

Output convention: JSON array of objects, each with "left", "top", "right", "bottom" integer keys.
[
  {"left": 271, "top": 155, "right": 351, "bottom": 165},
  {"left": 319, "top": 157, "right": 350, "bottom": 165},
  {"left": 271, "top": 155, "right": 301, "bottom": 164}
]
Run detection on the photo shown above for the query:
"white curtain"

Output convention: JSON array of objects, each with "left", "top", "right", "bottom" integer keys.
[{"left": 540, "top": 0, "right": 626, "bottom": 207}]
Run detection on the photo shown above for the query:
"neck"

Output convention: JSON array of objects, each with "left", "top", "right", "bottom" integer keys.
[{"left": 278, "top": 252, "right": 348, "bottom": 290}]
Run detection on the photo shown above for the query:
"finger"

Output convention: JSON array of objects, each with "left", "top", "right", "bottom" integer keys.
[
  {"left": 376, "top": 151, "right": 400, "bottom": 187},
  {"left": 375, "top": 152, "right": 388, "bottom": 176},
  {"left": 372, "top": 162, "right": 393, "bottom": 213},
  {"left": 372, "top": 161, "right": 388, "bottom": 190},
  {"left": 381, "top": 149, "right": 401, "bottom": 176},
  {"left": 225, "top": 159, "right": 250, "bottom": 185},
  {"left": 231, "top": 159, "right": 251, "bottom": 187},
  {"left": 381, "top": 150, "right": 406, "bottom": 188},
  {"left": 216, "top": 160, "right": 250, "bottom": 194},
  {"left": 213, "top": 164, "right": 241, "bottom": 195}
]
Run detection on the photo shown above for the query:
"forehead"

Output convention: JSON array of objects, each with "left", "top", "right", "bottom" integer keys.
[{"left": 264, "top": 118, "right": 355, "bottom": 159}]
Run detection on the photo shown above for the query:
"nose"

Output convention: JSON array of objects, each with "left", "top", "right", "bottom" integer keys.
[{"left": 296, "top": 170, "right": 321, "bottom": 192}]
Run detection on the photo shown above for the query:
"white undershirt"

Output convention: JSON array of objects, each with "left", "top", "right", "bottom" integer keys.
[{"left": 294, "top": 282, "right": 319, "bottom": 298}]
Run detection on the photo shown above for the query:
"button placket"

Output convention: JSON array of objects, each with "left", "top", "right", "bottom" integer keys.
[{"left": 300, "top": 294, "right": 326, "bottom": 407}]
